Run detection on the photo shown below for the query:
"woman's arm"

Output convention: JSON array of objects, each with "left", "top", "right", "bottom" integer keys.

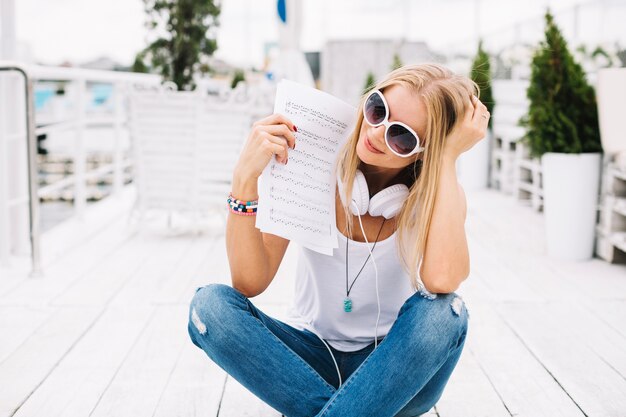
[
  {"left": 226, "top": 114, "right": 296, "bottom": 297},
  {"left": 419, "top": 154, "right": 469, "bottom": 293},
  {"left": 226, "top": 174, "right": 290, "bottom": 298},
  {"left": 420, "top": 95, "right": 488, "bottom": 293}
]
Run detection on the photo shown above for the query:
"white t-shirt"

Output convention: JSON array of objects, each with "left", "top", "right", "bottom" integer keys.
[{"left": 282, "top": 225, "right": 417, "bottom": 352}]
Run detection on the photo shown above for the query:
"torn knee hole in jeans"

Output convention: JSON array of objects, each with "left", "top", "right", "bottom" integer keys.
[
  {"left": 418, "top": 286, "right": 437, "bottom": 300},
  {"left": 419, "top": 288, "right": 466, "bottom": 317},
  {"left": 450, "top": 296, "right": 464, "bottom": 316},
  {"left": 191, "top": 307, "right": 207, "bottom": 335}
]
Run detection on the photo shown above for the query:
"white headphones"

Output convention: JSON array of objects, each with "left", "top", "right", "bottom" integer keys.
[{"left": 337, "top": 169, "right": 409, "bottom": 219}]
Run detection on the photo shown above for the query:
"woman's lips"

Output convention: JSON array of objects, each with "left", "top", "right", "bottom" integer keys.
[{"left": 365, "top": 136, "right": 384, "bottom": 154}]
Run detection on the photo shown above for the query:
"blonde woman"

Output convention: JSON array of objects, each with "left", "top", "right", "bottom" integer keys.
[{"left": 188, "top": 63, "right": 489, "bottom": 417}]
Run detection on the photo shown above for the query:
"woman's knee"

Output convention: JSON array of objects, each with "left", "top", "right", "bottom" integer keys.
[
  {"left": 188, "top": 283, "right": 247, "bottom": 338},
  {"left": 399, "top": 291, "right": 469, "bottom": 348}
]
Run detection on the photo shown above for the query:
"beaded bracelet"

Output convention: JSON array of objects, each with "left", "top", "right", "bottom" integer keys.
[{"left": 227, "top": 192, "right": 258, "bottom": 216}]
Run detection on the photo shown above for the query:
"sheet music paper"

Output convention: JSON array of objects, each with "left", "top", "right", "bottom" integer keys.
[{"left": 256, "top": 79, "right": 357, "bottom": 255}]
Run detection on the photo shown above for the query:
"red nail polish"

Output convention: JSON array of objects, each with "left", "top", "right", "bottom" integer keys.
[{"left": 293, "top": 125, "right": 298, "bottom": 132}]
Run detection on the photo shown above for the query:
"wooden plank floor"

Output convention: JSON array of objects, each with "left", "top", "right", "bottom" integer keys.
[{"left": 1, "top": 185, "right": 625, "bottom": 417}]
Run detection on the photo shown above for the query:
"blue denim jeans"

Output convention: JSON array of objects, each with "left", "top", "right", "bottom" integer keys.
[{"left": 188, "top": 283, "right": 469, "bottom": 417}]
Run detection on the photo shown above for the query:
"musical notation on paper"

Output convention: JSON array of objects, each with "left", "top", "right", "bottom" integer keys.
[
  {"left": 256, "top": 79, "right": 357, "bottom": 255},
  {"left": 296, "top": 128, "right": 338, "bottom": 155},
  {"left": 269, "top": 186, "right": 330, "bottom": 217},
  {"left": 284, "top": 101, "right": 349, "bottom": 136},
  {"left": 269, "top": 207, "right": 330, "bottom": 235}
]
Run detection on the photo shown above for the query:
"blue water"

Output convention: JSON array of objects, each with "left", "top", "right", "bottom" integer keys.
[
  {"left": 34, "top": 83, "right": 114, "bottom": 111},
  {"left": 89, "top": 84, "right": 113, "bottom": 110},
  {"left": 35, "top": 82, "right": 116, "bottom": 232},
  {"left": 35, "top": 88, "right": 55, "bottom": 110}
]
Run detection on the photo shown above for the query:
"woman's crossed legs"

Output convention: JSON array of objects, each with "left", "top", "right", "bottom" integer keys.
[{"left": 188, "top": 284, "right": 468, "bottom": 417}]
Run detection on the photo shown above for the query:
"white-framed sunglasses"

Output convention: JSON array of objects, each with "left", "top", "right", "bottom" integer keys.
[{"left": 363, "top": 89, "right": 424, "bottom": 157}]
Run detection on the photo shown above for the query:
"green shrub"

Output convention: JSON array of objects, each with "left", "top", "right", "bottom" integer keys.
[
  {"left": 363, "top": 71, "right": 376, "bottom": 94},
  {"left": 520, "top": 11, "right": 601, "bottom": 157},
  {"left": 470, "top": 41, "right": 495, "bottom": 129},
  {"left": 231, "top": 69, "right": 245, "bottom": 89},
  {"left": 391, "top": 54, "right": 403, "bottom": 71}
]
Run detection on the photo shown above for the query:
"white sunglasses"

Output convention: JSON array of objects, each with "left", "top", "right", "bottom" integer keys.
[{"left": 363, "top": 89, "right": 424, "bottom": 157}]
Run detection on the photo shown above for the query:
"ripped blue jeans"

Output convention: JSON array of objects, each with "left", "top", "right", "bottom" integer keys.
[{"left": 188, "top": 283, "right": 469, "bottom": 417}]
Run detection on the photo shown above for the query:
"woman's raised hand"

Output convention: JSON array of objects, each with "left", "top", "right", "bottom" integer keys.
[
  {"left": 443, "top": 95, "right": 490, "bottom": 160},
  {"left": 234, "top": 113, "right": 297, "bottom": 181}
]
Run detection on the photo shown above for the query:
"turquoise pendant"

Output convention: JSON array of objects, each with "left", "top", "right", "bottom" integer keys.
[{"left": 343, "top": 297, "right": 352, "bottom": 312}]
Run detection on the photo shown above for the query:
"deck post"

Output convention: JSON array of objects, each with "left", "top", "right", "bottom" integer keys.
[
  {"left": 112, "top": 82, "right": 124, "bottom": 195},
  {"left": 0, "top": 75, "right": 9, "bottom": 266},
  {"left": 74, "top": 79, "right": 87, "bottom": 218}
]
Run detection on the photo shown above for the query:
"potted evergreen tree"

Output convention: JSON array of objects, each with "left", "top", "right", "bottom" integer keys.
[
  {"left": 459, "top": 40, "right": 495, "bottom": 190},
  {"left": 391, "top": 53, "right": 404, "bottom": 70},
  {"left": 231, "top": 69, "right": 246, "bottom": 89},
  {"left": 363, "top": 71, "right": 376, "bottom": 94},
  {"left": 520, "top": 11, "right": 603, "bottom": 261}
]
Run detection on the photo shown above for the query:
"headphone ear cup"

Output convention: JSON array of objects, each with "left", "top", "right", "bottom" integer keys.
[
  {"left": 368, "top": 184, "right": 409, "bottom": 219},
  {"left": 337, "top": 171, "right": 348, "bottom": 207},
  {"left": 336, "top": 169, "right": 369, "bottom": 216},
  {"left": 350, "top": 170, "right": 370, "bottom": 216}
]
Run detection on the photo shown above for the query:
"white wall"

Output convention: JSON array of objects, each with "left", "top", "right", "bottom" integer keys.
[{"left": 321, "top": 39, "right": 443, "bottom": 106}]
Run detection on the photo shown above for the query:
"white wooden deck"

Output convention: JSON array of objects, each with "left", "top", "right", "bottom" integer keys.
[{"left": 1, "top": 185, "right": 625, "bottom": 417}]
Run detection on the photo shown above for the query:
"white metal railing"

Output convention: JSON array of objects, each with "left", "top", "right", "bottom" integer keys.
[
  {"left": 0, "top": 61, "right": 161, "bottom": 276},
  {"left": 0, "top": 63, "right": 38, "bottom": 275}
]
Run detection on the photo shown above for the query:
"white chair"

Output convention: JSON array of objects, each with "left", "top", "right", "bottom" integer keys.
[{"left": 127, "top": 86, "right": 253, "bottom": 231}]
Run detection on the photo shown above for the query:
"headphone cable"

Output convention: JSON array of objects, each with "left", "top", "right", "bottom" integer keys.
[{"left": 354, "top": 210, "right": 382, "bottom": 350}]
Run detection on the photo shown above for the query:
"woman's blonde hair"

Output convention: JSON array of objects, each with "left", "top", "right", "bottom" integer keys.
[{"left": 336, "top": 63, "right": 478, "bottom": 292}]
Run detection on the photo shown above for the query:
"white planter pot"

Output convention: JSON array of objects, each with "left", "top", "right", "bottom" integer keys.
[
  {"left": 541, "top": 152, "right": 602, "bottom": 261},
  {"left": 458, "top": 129, "right": 490, "bottom": 190}
]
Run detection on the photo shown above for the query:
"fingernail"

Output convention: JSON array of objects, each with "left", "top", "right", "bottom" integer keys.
[
  {"left": 293, "top": 125, "right": 298, "bottom": 132},
  {"left": 285, "top": 158, "right": 288, "bottom": 165}
]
